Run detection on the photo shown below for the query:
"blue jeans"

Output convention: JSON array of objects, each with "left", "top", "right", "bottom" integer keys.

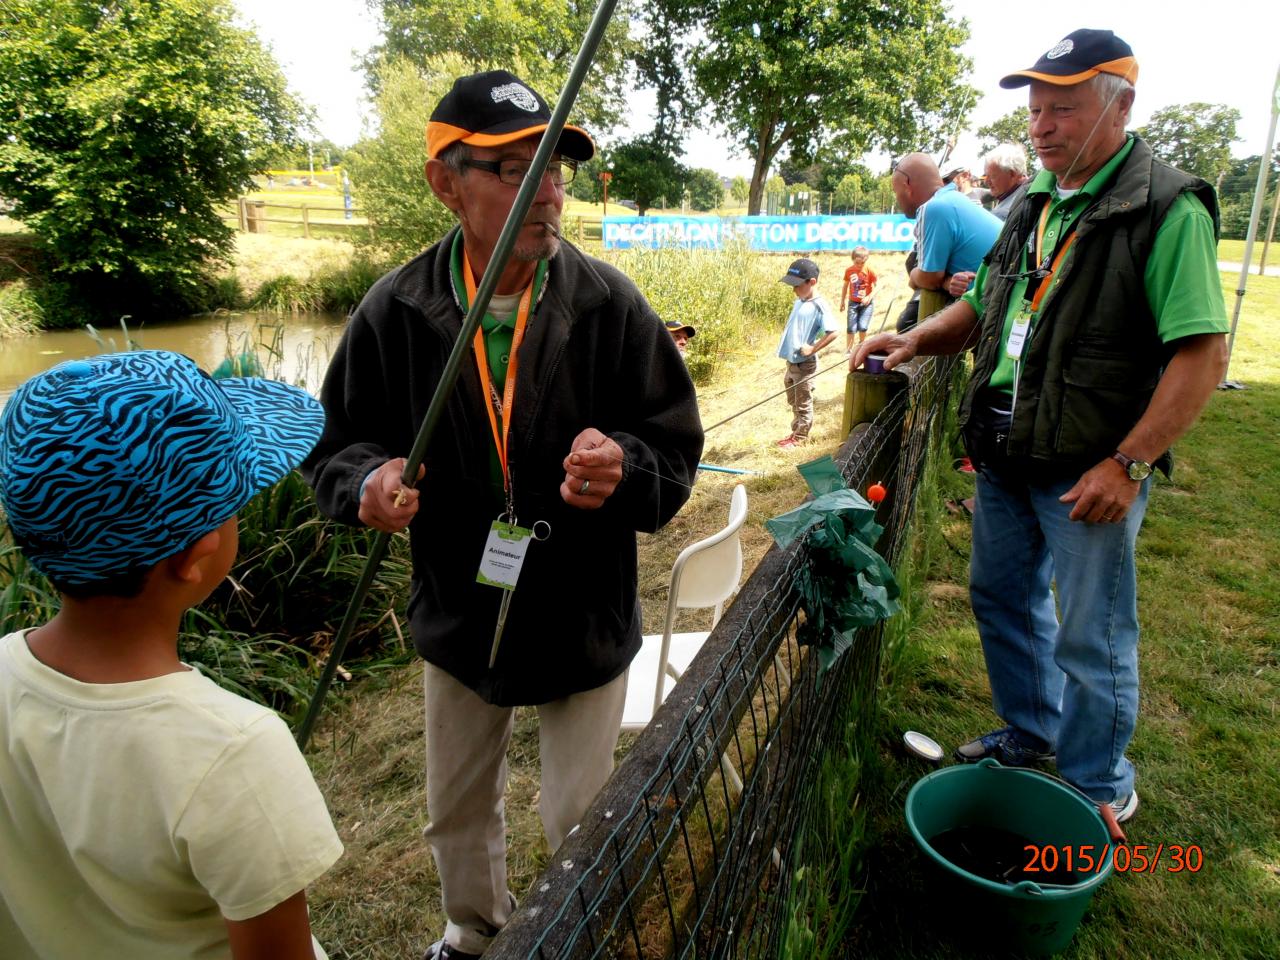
[
  {"left": 846, "top": 300, "right": 875, "bottom": 333},
  {"left": 969, "top": 465, "right": 1150, "bottom": 802}
]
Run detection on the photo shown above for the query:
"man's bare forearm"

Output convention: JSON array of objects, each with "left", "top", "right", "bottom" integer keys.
[
  {"left": 909, "top": 267, "right": 945, "bottom": 291},
  {"left": 908, "top": 299, "right": 982, "bottom": 356}
]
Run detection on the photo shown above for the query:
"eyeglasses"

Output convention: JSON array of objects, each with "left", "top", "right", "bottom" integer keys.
[{"left": 461, "top": 158, "right": 578, "bottom": 186}]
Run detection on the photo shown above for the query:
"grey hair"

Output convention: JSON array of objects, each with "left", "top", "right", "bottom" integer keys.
[
  {"left": 437, "top": 141, "right": 471, "bottom": 175},
  {"left": 1089, "top": 73, "right": 1135, "bottom": 121},
  {"left": 983, "top": 142, "right": 1027, "bottom": 177}
]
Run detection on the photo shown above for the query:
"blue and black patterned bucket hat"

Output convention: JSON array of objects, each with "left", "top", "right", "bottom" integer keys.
[{"left": 0, "top": 350, "right": 324, "bottom": 585}]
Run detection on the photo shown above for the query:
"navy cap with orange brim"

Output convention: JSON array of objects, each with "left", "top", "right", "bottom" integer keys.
[
  {"left": 1000, "top": 29, "right": 1138, "bottom": 89},
  {"left": 426, "top": 70, "right": 595, "bottom": 161}
]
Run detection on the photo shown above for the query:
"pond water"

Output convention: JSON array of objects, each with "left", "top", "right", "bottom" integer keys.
[{"left": 0, "top": 311, "right": 349, "bottom": 411}]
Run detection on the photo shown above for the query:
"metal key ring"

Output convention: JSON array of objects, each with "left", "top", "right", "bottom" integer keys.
[{"left": 532, "top": 520, "right": 551, "bottom": 541}]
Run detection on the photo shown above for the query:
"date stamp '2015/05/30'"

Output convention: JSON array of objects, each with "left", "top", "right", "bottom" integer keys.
[{"left": 1023, "top": 844, "right": 1205, "bottom": 875}]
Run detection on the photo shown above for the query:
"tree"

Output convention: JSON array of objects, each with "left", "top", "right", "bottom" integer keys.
[
  {"left": 685, "top": 0, "right": 975, "bottom": 213},
  {"left": 363, "top": 0, "right": 635, "bottom": 133},
  {"left": 833, "top": 173, "right": 862, "bottom": 214},
  {"left": 869, "top": 172, "right": 896, "bottom": 213},
  {"left": 631, "top": 3, "right": 700, "bottom": 150},
  {"left": 0, "top": 0, "right": 304, "bottom": 320},
  {"left": 608, "top": 138, "right": 688, "bottom": 216},
  {"left": 261, "top": 138, "right": 349, "bottom": 172},
  {"left": 686, "top": 168, "right": 725, "bottom": 211},
  {"left": 343, "top": 55, "right": 465, "bottom": 262},
  {"left": 1138, "top": 103, "right": 1241, "bottom": 186},
  {"left": 729, "top": 176, "right": 750, "bottom": 205},
  {"left": 567, "top": 153, "right": 611, "bottom": 205},
  {"left": 777, "top": 156, "right": 823, "bottom": 188},
  {"left": 1218, "top": 154, "right": 1280, "bottom": 240},
  {"left": 976, "top": 108, "right": 1035, "bottom": 161}
]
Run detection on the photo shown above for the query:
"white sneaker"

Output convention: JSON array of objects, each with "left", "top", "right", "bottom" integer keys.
[{"left": 1098, "top": 790, "right": 1139, "bottom": 824}]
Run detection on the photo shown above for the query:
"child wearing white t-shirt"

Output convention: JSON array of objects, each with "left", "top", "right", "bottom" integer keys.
[{"left": 0, "top": 351, "right": 342, "bottom": 960}]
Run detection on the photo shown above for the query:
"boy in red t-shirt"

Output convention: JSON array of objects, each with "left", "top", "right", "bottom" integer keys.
[{"left": 838, "top": 246, "right": 877, "bottom": 354}]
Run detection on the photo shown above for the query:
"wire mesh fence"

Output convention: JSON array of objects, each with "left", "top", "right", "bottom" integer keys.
[{"left": 488, "top": 355, "right": 963, "bottom": 960}]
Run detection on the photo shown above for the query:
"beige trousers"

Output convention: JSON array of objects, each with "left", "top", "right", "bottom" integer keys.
[
  {"left": 784, "top": 358, "right": 818, "bottom": 439},
  {"left": 422, "top": 662, "right": 627, "bottom": 954}
]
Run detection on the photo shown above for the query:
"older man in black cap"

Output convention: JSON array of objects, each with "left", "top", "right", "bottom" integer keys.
[
  {"left": 304, "top": 70, "right": 703, "bottom": 959},
  {"left": 854, "top": 30, "right": 1228, "bottom": 829}
]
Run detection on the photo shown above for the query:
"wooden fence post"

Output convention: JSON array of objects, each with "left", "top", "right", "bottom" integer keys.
[
  {"left": 842, "top": 367, "right": 909, "bottom": 435},
  {"left": 237, "top": 197, "right": 247, "bottom": 233},
  {"left": 302, "top": 203, "right": 311, "bottom": 239}
]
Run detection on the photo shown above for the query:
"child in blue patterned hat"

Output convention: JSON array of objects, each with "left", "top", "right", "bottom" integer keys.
[{"left": 0, "top": 350, "right": 342, "bottom": 960}]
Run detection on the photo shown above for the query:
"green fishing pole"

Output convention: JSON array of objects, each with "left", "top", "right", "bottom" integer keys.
[{"left": 296, "top": 0, "right": 622, "bottom": 750}]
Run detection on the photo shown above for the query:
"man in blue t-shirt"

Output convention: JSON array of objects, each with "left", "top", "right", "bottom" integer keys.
[
  {"left": 893, "top": 153, "right": 1002, "bottom": 312},
  {"left": 776, "top": 258, "right": 837, "bottom": 448}
]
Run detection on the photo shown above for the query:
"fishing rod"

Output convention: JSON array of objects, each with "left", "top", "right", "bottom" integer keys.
[
  {"left": 295, "top": 0, "right": 622, "bottom": 750},
  {"left": 701, "top": 355, "right": 851, "bottom": 433}
]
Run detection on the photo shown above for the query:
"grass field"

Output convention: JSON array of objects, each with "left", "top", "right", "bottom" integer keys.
[
  {"left": 1216, "top": 237, "right": 1280, "bottom": 271},
  {"left": 846, "top": 274, "right": 1280, "bottom": 959}
]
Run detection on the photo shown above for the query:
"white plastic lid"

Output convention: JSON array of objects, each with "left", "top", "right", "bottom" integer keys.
[{"left": 903, "top": 730, "right": 944, "bottom": 762}]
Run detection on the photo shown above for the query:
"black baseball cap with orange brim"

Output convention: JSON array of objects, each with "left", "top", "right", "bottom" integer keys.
[
  {"left": 426, "top": 70, "right": 595, "bottom": 162},
  {"left": 999, "top": 29, "right": 1138, "bottom": 89}
]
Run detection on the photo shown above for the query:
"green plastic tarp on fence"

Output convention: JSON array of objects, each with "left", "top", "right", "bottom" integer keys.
[{"left": 766, "top": 457, "right": 901, "bottom": 674}]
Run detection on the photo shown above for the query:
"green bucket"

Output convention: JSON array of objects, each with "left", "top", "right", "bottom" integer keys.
[{"left": 905, "top": 758, "right": 1114, "bottom": 956}]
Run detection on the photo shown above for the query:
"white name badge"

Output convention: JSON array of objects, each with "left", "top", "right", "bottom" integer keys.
[
  {"left": 476, "top": 521, "right": 532, "bottom": 590},
  {"left": 1006, "top": 309, "right": 1033, "bottom": 360}
]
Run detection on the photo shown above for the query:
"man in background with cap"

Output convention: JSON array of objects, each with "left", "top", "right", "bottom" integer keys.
[
  {"left": 941, "top": 159, "right": 989, "bottom": 207},
  {"left": 664, "top": 318, "right": 696, "bottom": 355},
  {"left": 854, "top": 29, "right": 1228, "bottom": 827},
  {"left": 893, "top": 153, "right": 1002, "bottom": 323},
  {"left": 775, "top": 257, "right": 837, "bottom": 448},
  {"left": 304, "top": 70, "right": 703, "bottom": 959}
]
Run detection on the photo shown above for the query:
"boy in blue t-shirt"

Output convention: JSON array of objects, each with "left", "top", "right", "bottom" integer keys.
[
  {"left": 0, "top": 351, "right": 342, "bottom": 960},
  {"left": 776, "top": 258, "right": 838, "bottom": 448}
]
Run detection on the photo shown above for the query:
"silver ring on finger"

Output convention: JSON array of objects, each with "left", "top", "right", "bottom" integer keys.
[{"left": 579, "top": 478, "right": 590, "bottom": 495}]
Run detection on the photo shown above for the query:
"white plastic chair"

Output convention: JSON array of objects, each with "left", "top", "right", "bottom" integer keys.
[{"left": 623, "top": 484, "right": 749, "bottom": 789}]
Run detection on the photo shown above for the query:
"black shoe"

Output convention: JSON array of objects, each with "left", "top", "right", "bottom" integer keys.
[
  {"left": 424, "top": 940, "right": 483, "bottom": 960},
  {"left": 954, "top": 726, "right": 1055, "bottom": 766}
]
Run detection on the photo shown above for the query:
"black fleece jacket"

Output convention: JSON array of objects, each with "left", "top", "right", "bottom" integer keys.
[{"left": 302, "top": 228, "right": 704, "bottom": 705}]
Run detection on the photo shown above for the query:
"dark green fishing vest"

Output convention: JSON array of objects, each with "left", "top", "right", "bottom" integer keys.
[{"left": 958, "top": 137, "right": 1219, "bottom": 473}]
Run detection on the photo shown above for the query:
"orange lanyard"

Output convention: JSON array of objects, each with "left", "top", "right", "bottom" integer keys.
[
  {"left": 463, "top": 251, "right": 533, "bottom": 494},
  {"left": 1028, "top": 199, "right": 1079, "bottom": 313}
]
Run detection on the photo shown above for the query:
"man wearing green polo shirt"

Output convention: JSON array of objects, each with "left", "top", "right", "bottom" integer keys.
[{"left": 852, "top": 29, "right": 1228, "bottom": 828}]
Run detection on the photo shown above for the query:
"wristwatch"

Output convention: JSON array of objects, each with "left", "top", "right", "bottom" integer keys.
[{"left": 1111, "top": 450, "right": 1152, "bottom": 481}]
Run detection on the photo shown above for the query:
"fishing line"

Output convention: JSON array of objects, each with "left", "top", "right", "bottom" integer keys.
[
  {"left": 702, "top": 355, "right": 852, "bottom": 433},
  {"left": 699, "top": 295, "right": 901, "bottom": 402},
  {"left": 1054, "top": 69, "right": 1136, "bottom": 189}
]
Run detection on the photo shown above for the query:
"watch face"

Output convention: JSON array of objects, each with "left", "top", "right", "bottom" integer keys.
[{"left": 1127, "top": 460, "right": 1152, "bottom": 481}]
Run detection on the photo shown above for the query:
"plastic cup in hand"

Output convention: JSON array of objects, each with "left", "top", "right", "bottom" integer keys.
[{"left": 864, "top": 352, "right": 888, "bottom": 374}]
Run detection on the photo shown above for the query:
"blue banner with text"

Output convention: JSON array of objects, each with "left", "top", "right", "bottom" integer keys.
[{"left": 601, "top": 214, "right": 914, "bottom": 253}]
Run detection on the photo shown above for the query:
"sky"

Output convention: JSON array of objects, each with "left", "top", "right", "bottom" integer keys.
[{"left": 232, "top": 0, "right": 1279, "bottom": 179}]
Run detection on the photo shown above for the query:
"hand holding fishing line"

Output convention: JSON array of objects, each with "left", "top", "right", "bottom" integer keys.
[
  {"left": 358, "top": 458, "right": 425, "bottom": 533},
  {"left": 561, "top": 428, "right": 624, "bottom": 508}
]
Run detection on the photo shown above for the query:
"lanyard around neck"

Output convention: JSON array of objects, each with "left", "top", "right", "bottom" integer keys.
[
  {"left": 1028, "top": 198, "right": 1080, "bottom": 313},
  {"left": 464, "top": 251, "right": 533, "bottom": 495}
]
